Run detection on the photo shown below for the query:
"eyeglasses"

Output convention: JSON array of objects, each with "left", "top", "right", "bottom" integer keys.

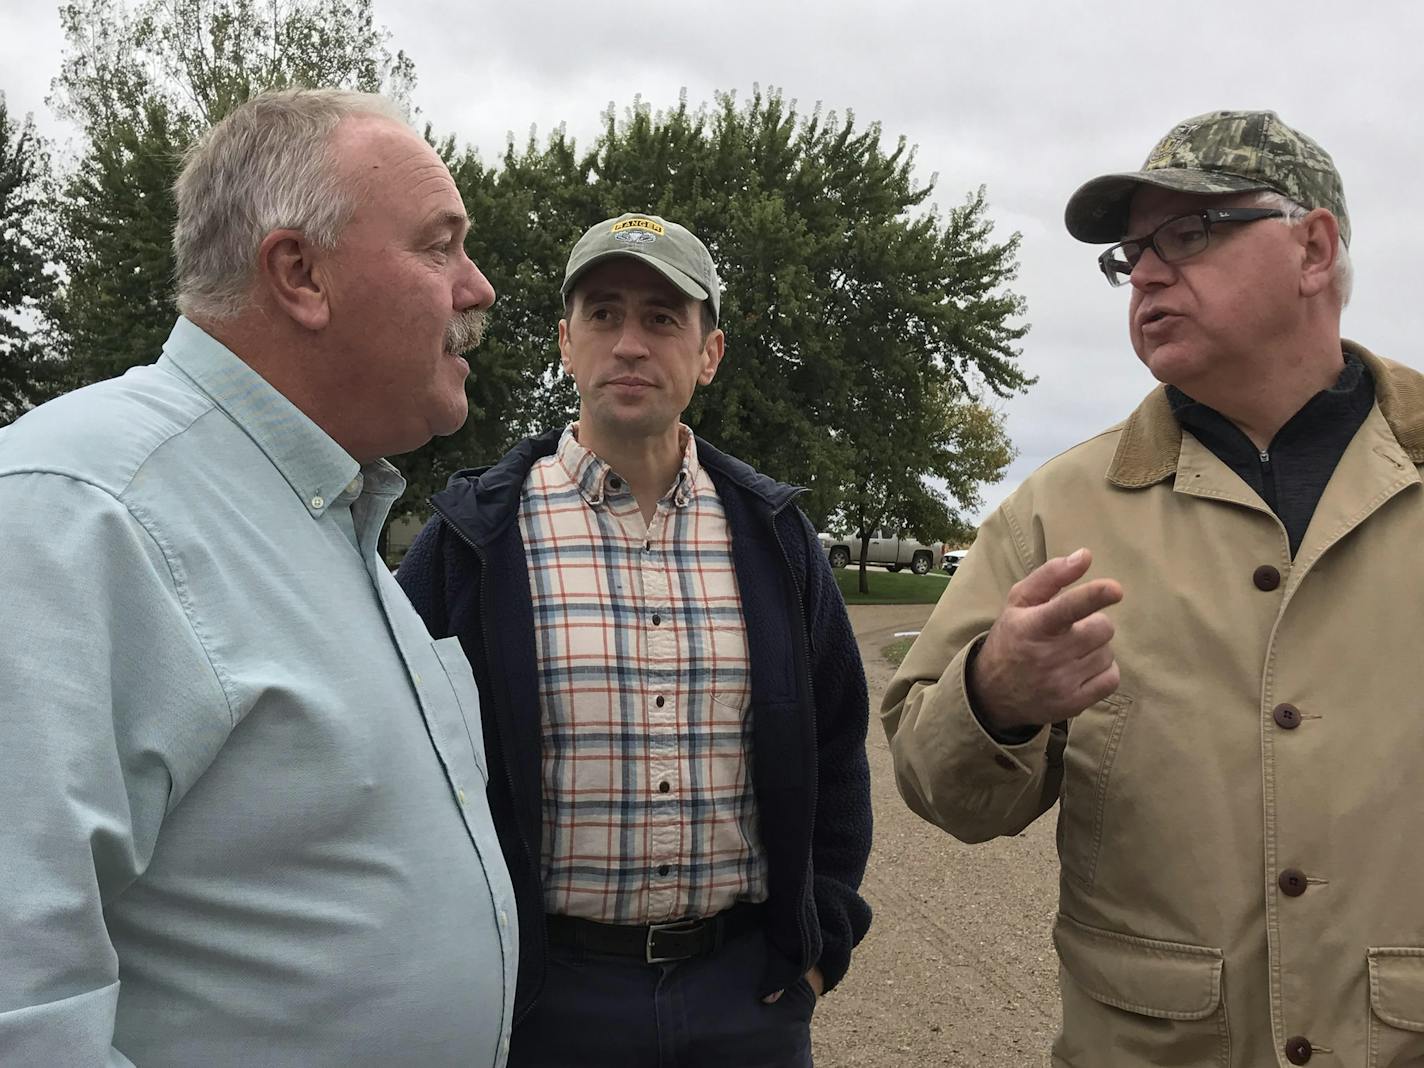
[{"left": 1097, "top": 208, "right": 1287, "bottom": 287}]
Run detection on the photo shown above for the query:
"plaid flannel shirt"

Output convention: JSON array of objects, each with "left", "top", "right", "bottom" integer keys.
[{"left": 518, "top": 425, "right": 768, "bottom": 924}]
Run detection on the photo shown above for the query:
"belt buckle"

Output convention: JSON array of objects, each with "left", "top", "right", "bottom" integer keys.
[{"left": 644, "top": 918, "right": 705, "bottom": 964}]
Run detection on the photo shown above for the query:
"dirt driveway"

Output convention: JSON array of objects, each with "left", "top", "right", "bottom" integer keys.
[{"left": 810, "top": 604, "right": 1061, "bottom": 1068}]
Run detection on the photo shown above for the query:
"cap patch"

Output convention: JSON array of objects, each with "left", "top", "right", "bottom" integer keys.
[
  {"left": 1145, "top": 121, "right": 1202, "bottom": 169},
  {"left": 611, "top": 218, "right": 665, "bottom": 244}
]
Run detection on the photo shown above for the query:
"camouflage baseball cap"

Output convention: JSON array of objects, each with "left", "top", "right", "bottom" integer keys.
[
  {"left": 1065, "top": 110, "right": 1349, "bottom": 246},
  {"left": 561, "top": 212, "right": 721, "bottom": 322}
]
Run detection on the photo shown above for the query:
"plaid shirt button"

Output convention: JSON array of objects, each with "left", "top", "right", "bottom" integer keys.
[{"left": 520, "top": 426, "right": 765, "bottom": 924}]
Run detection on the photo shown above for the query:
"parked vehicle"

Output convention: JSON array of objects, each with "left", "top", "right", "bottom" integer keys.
[
  {"left": 818, "top": 529, "right": 944, "bottom": 575},
  {"left": 942, "top": 549, "right": 969, "bottom": 576}
]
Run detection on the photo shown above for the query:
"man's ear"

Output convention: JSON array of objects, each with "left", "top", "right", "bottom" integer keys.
[
  {"left": 558, "top": 318, "right": 574, "bottom": 377},
  {"left": 258, "top": 229, "right": 330, "bottom": 330},
  {"left": 1298, "top": 209, "right": 1341, "bottom": 300},
  {"left": 697, "top": 328, "right": 726, "bottom": 385}
]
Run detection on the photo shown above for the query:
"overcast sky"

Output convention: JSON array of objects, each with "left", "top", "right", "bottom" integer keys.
[{"left": 4, "top": 0, "right": 1421, "bottom": 519}]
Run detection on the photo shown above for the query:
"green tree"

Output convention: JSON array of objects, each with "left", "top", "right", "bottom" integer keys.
[
  {"left": 0, "top": 95, "right": 58, "bottom": 425},
  {"left": 47, "top": 0, "right": 416, "bottom": 388},
  {"left": 420, "top": 88, "right": 1031, "bottom": 553},
  {"left": 838, "top": 393, "right": 1014, "bottom": 592}
]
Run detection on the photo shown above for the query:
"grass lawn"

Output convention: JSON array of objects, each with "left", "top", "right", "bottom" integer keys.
[
  {"left": 881, "top": 636, "right": 916, "bottom": 667},
  {"left": 833, "top": 567, "right": 949, "bottom": 605}
]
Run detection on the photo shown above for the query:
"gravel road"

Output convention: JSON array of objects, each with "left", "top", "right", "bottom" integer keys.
[{"left": 810, "top": 604, "right": 1061, "bottom": 1068}]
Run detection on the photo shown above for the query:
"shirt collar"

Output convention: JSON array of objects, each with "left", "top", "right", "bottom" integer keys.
[
  {"left": 556, "top": 423, "right": 700, "bottom": 508},
  {"left": 1166, "top": 351, "right": 1373, "bottom": 462},
  {"left": 1106, "top": 340, "right": 1424, "bottom": 488},
  {"left": 157, "top": 317, "right": 403, "bottom": 517}
]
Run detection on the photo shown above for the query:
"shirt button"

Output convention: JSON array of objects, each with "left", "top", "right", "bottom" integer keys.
[
  {"left": 657, "top": 863, "right": 671, "bottom": 877},
  {"left": 1285, "top": 1035, "right": 1313, "bottom": 1064},
  {"left": 499, "top": 910, "right": 509, "bottom": 929},
  {"left": 651, "top": 613, "right": 662, "bottom": 626},
  {"left": 608, "top": 476, "right": 622, "bottom": 490},
  {"left": 658, "top": 780, "right": 671, "bottom": 794},
  {"left": 457, "top": 788, "right": 467, "bottom": 806},
  {"left": 1278, "top": 868, "right": 1308, "bottom": 897},
  {"left": 1253, "top": 565, "right": 1281, "bottom": 591},
  {"left": 655, "top": 695, "right": 665, "bottom": 708},
  {"left": 310, "top": 495, "right": 325, "bottom": 510},
  {"left": 1273, "top": 703, "right": 1301, "bottom": 729}
]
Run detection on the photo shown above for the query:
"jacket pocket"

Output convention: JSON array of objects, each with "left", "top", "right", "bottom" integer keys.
[
  {"left": 1057, "top": 692, "right": 1133, "bottom": 891},
  {"left": 1368, "top": 948, "right": 1424, "bottom": 1067},
  {"left": 431, "top": 636, "right": 489, "bottom": 783},
  {"left": 1053, "top": 914, "right": 1229, "bottom": 1067}
]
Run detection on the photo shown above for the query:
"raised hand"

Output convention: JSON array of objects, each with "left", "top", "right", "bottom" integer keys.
[{"left": 969, "top": 548, "right": 1123, "bottom": 733}]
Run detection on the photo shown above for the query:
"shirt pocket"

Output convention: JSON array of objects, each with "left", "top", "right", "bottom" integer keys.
[
  {"left": 708, "top": 621, "right": 752, "bottom": 713},
  {"left": 1058, "top": 691, "right": 1134, "bottom": 892},
  {"left": 1368, "top": 947, "right": 1424, "bottom": 1067},
  {"left": 1053, "top": 913, "right": 1229, "bottom": 1067},
  {"left": 430, "top": 636, "right": 489, "bottom": 784}
]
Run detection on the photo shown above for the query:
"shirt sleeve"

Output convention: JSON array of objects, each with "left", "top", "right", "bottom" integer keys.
[
  {"left": 880, "top": 497, "right": 1065, "bottom": 844},
  {"left": 0, "top": 472, "right": 231, "bottom": 1064}
]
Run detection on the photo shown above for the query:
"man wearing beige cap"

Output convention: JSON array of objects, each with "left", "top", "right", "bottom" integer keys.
[
  {"left": 399, "top": 212, "right": 872, "bottom": 1066},
  {"left": 884, "top": 111, "right": 1424, "bottom": 1066}
]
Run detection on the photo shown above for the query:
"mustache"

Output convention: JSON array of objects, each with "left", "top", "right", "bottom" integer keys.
[{"left": 445, "top": 309, "right": 490, "bottom": 356}]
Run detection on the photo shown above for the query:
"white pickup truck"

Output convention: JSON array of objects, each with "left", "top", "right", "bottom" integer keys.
[{"left": 818, "top": 530, "right": 945, "bottom": 575}]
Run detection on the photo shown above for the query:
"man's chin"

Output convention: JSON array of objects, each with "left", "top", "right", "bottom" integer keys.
[
  {"left": 1138, "top": 343, "right": 1201, "bottom": 388},
  {"left": 432, "top": 400, "right": 471, "bottom": 439}
]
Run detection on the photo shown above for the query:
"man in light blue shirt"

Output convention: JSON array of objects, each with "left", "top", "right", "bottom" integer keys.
[{"left": 0, "top": 89, "right": 516, "bottom": 1065}]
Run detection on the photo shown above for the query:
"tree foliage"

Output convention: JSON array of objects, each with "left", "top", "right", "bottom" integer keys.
[
  {"left": 34, "top": 12, "right": 1033, "bottom": 538},
  {"left": 0, "top": 96, "right": 58, "bottom": 425},
  {"left": 46, "top": 0, "right": 415, "bottom": 388},
  {"left": 426, "top": 88, "right": 1030, "bottom": 537}
]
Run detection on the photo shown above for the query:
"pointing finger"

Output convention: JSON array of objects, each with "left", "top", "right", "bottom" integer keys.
[
  {"left": 1007, "top": 548, "right": 1095, "bottom": 609},
  {"left": 1035, "top": 578, "right": 1124, "bottom": 635}
]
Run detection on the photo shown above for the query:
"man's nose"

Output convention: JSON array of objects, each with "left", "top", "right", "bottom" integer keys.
[
  {"left": 612, "top": 322, "right": 650, "bottom": 358},
  {"left": 456, "top": 254, "right": 496, "bottom": 311},
  {"left": 1129, "top": 246, "right": 1175, "bottom": 290}
]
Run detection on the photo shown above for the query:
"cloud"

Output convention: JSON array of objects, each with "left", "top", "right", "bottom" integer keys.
[{"left": 6, "top": 0, "right": 1421, "bottom": 515}]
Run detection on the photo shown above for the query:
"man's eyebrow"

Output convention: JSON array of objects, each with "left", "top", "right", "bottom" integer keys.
[
  {"left": 420, "top": 209, "right": 470, "bottom": 237},
  {"left": 579, "top": 288, "right": 625, "bottom": 307},
  {"left": 580, "top": 289, "right": 686, "bottom": 312}
]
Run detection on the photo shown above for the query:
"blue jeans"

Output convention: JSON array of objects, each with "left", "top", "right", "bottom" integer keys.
[{"left": 509, "top": 928, "right": 815, "bottom": 1067}]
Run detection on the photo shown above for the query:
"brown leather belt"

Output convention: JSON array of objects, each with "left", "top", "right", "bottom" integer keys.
[{"left": 545, "top": 902, "right": 764, "bottom": 964}]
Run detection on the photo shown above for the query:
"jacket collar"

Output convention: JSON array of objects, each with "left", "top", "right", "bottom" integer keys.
[
  {"left": 430, "top": 427, "right": 803, "bottom": 549},
  {"left": 1106, "top": 340, "right": 1424, "bottom": 488}
]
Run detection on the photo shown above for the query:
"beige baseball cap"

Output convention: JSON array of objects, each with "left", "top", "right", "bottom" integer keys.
[{"left": 561, "top": 213, "right": 721, "bottom": 322}]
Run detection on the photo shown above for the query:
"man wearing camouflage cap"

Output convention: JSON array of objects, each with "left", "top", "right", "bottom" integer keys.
[
  {"left": 885, "top": 110, "right": 1424, "bottom": 1066},
  {"left": 398, "top": 213, "right": 872, "bottom": 1066}
]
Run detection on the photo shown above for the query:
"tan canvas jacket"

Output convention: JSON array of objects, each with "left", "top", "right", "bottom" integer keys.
[{"left": 883, "top": 343, "right": 1424, "bottom": 1068}]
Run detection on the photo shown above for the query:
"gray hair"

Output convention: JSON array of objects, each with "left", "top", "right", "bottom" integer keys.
[
  {"left": 1242, "top": 189, "right": 1353, "bottom": 308},
  {"left": 173, "top": 88, "right": 409, "bottom": 322}
]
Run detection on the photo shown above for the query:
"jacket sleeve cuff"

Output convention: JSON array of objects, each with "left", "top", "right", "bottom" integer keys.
[
  {"left": 885, "top": 631, "right": 1053, "bottom": 841},
  {"left": 965, "top": 636, "right": 1043, "bottom": 746},
  {"left": 811, "top": 873, "right": 872, "bottom": 994}
]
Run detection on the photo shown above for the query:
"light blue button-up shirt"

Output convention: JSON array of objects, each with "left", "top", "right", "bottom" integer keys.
[{"left": 0, "top": 318, "right": 517, "bottom": 1066}]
